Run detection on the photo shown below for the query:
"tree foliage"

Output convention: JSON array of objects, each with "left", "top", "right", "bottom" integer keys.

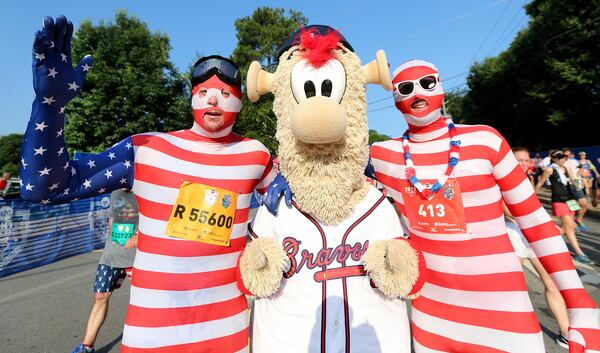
[
  {"left": 231, "top": 7, "right": 308, "bottom": 153},
  {"left": 455, "top": 0, "right": 600, "bottom": 150},
  {"left": 66, "top": 10, "right": 190, "bottom": 152},
  {"left": 368, "top": 130, "right": 391, "bottom": 145},
  {"left": 0, "top": 133, "right": 23, "bottom": 175}
]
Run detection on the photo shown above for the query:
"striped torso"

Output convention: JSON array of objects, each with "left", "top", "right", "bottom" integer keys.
[
  {"left": 120, "top": 130, "right": 274, "bottom": 353},
  {"left": 371, "top": 124, "right": 550, "bottom": 352}
]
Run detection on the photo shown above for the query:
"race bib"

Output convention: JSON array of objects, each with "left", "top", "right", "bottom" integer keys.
[
  {"left": 111, "top": 223, "right": 135, "bottom": 246},
  {"left": 401, "top": 178, "right": 467, "bottom": 234},
  {"left": 566, "top": 199, "right": 581, "bottom": 211},
  {"left": 165, "top": 182, "right": 238, "bottom": 246}
]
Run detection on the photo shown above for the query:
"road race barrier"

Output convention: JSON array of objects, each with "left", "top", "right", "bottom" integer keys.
[{"left": 0, "top": 194, "right": 111, "bottom": 278}]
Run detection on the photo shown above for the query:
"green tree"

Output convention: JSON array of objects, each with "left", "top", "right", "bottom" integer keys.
[
  {"left": 231, "top": 7, "right": 308, "bottom": 153},
  {"left": 368, "top": 130, "right": 391, "bottom": 145},
  {"left": 66, "top": 10, "right": 190, "bottom": 152},
  {"left": 0, "top": 133, "right": 22, "bottom": 175},
  {"left": 457, "top": 0, "right": 600, "bottom": 150}
]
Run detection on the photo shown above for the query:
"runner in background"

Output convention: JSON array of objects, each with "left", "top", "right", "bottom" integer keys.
[
  {"left": 563, "top": 148, "right": 590, "bottom": 231},
  {"left": 70, "top": 188, "right": 139, "bottom": 353},
  {"left": 535, "top": 150, "right": 592, "bottom": 264}
]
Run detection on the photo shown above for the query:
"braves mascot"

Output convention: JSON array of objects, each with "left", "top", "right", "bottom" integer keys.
[{"left": 236, "top": 26, "right": 426, "bottom": 353}]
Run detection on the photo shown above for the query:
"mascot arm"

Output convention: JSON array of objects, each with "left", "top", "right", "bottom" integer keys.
[
  {"left": 21, "top": 16, "right": 134, "bottom": 203},
  {"left": 491, "top": 128, "right": 600, "bottom": 352},
  {"left": 236, "top": 207, "right": 289, "bottom": 297}
]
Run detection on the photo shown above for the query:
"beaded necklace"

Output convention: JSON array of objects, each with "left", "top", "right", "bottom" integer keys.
[{"left": 403, "top": 118, "right": 461, "bottom": 199}]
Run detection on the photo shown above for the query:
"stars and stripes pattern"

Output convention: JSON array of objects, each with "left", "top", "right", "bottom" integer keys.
[
  {"left": 23, "top": 15, "right": 277, "bottom": 353},
  {"left": 120, "top": 130, "right": 274, "bottom": 353},
  {"left": 371, "top": 120, "right": 600, "bottom": 352}
]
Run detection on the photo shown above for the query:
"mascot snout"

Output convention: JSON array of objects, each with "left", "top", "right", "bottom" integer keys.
[{"left": 291, "top": 96, "right": 347, "bottom": 144}]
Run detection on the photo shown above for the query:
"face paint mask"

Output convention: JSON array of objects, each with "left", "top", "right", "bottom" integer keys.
[
  {"left": 392, "top": 60, "right": 445, "bottom": 127},
  {"left": 191, "top": 75, "right": 243, "bottom": 138}
]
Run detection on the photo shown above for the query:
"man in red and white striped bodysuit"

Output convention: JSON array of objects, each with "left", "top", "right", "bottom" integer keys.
[
  {"left": 370, "top": 59, "right": 600, "bottom": 352},
  {"left": 21, "top": 18, "right": 274, "bottom": 353}
]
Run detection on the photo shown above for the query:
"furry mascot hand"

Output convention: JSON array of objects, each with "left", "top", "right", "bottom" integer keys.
[
  {"left": 361, "top": 239, "right": 423, "bottom": 298},
  {"left": 239, "top": 237, "right": 289, "bottom": 297}
]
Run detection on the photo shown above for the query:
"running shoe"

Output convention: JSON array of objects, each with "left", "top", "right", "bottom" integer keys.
[
  {"left": 70, "top": 344, "right": 94, "bottom": 353},
  {"left": 572, "top": 253, "right": 593, "bottom": 265},
  {"left": 555, "top": 333, "right": 569, "bottom": 349},
  {"left": 576, "top": 221, "right": 590, "bottom": 231}
]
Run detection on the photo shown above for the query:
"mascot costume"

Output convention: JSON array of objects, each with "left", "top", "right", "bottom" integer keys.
[
  {"left": 236, "top": 25, "right": 426, "bottom": 353},
  {"left": 21, "top": 16, "right": 275, "bottom": 353},
  {"left": 266, "top": 59, "right": 600, "bottom": 351}
]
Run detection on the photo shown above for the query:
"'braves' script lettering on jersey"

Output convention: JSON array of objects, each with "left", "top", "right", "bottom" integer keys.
[{"left": 282, "top": 236, "right": 369, "bottom": 276}]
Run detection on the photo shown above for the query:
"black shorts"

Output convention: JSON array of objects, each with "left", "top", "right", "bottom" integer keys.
[{"left": 574, "top": 189, "right": 586, "bottom": 200}]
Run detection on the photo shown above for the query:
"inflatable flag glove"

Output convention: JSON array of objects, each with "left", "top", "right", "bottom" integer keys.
[
  {"left": 263, "top": 174, "right": 293, "bottom": 216},
  {"left": 33, "top": 15, "right": 93, "bottom": 108},
  {"left": 365, "top": 156, "right": 376, "bottom": 180}
]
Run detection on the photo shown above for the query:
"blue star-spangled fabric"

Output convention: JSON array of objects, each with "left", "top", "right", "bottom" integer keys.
[{"left": 20, "top": 16, "right": 134, "bottom": 204}]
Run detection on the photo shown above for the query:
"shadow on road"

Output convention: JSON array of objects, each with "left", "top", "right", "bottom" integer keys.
[
  {"left": 96, "top": 334, "right": 122, "bottom": 353},
  {"left": 0, "top": 259, "right": 99, "bottom": 282}
]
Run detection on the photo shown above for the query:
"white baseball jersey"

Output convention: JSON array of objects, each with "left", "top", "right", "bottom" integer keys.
[{"left": 248, "top": 186, "right": 412, "bottom": 353}]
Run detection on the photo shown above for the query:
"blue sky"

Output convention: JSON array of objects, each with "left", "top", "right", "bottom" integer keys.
[{"left": 1, "top": 0, "right": 530, "bottom": 139}]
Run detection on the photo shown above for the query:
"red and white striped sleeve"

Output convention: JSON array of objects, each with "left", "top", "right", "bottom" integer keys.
[
  {"left": 255, "top": 160, "right": 276, "bottom": 194},
  {"left": 490, "top": 127, "right": 600, "bottom": 351}
]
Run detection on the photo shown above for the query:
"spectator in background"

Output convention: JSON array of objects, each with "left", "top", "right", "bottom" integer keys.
[
  {"left": 0, "top": 172, "right": 10, "bottom": 191},
  {"left": 513, "top": 147, "right": 536, "bottom": 185},
  {"left": 70, "top": 188, "right": 139, "bottom": 353},
  {"left": 535, "top": 150, "right": 592, "bottom": 264},
  {"left": 563, "top": 148, "right": 590, "bottom": 231},
  {"left": 594, "top": 157, "right": 600, "bottom": 207}
]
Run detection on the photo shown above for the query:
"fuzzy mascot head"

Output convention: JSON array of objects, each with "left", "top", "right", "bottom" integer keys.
[
  {"left": 247, "top": 25, "right": 391, "bottom": 224},
  {"left": 392, "top": 59, "right": 444, "bottom": 128},
  {"left": 190, "top": 55, "right": 243, "bottom": 138}
]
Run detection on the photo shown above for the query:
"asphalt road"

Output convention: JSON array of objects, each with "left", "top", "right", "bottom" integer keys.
[{"left": 1, "top": 211, "right": 600, "bottom": 353}]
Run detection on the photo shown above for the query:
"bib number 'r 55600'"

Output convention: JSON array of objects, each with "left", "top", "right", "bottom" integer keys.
[
  {"left": 166, "top": 182, "right": 238, "bottom": 246},
  {"left": 173, "top": 205, "right": 234, "bottom": 229}
]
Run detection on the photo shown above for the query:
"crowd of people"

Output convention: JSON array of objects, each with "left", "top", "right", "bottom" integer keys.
[{"left": 514, "top": 147, "right": 600, "bottom": 265}]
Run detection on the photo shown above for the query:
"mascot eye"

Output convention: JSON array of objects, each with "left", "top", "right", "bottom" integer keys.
[
  {"left": 321, "top": 80, "right": 332, "bottom": 97},
  {"left": 291, "top": 59, "right": 346, "bottom": 103},
  {"left": 304, "top": 81, "right": 316, "bottom": 98}
]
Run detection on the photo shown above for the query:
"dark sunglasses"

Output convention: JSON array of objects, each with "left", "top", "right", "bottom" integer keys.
[
  {"left": 395, "top": 75, "right": 438, "bottom": 96},
  {"left": 191, "top": 55, "right": 241, "bottom": 88}
]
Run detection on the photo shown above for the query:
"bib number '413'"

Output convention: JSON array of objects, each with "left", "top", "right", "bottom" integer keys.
[{"left": 401, "top": 178, "right": 467, "bottom": 234}]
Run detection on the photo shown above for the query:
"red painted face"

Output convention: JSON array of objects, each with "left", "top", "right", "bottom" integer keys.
[
  {"left": 191, "top": 75, "right": 242, "bottom": 133},
  {"left": 392, "top": 65, "right": 444, "bottom": 117},
  {"left": 391, "top": 60, "right": 445, "bottom": 127}
]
